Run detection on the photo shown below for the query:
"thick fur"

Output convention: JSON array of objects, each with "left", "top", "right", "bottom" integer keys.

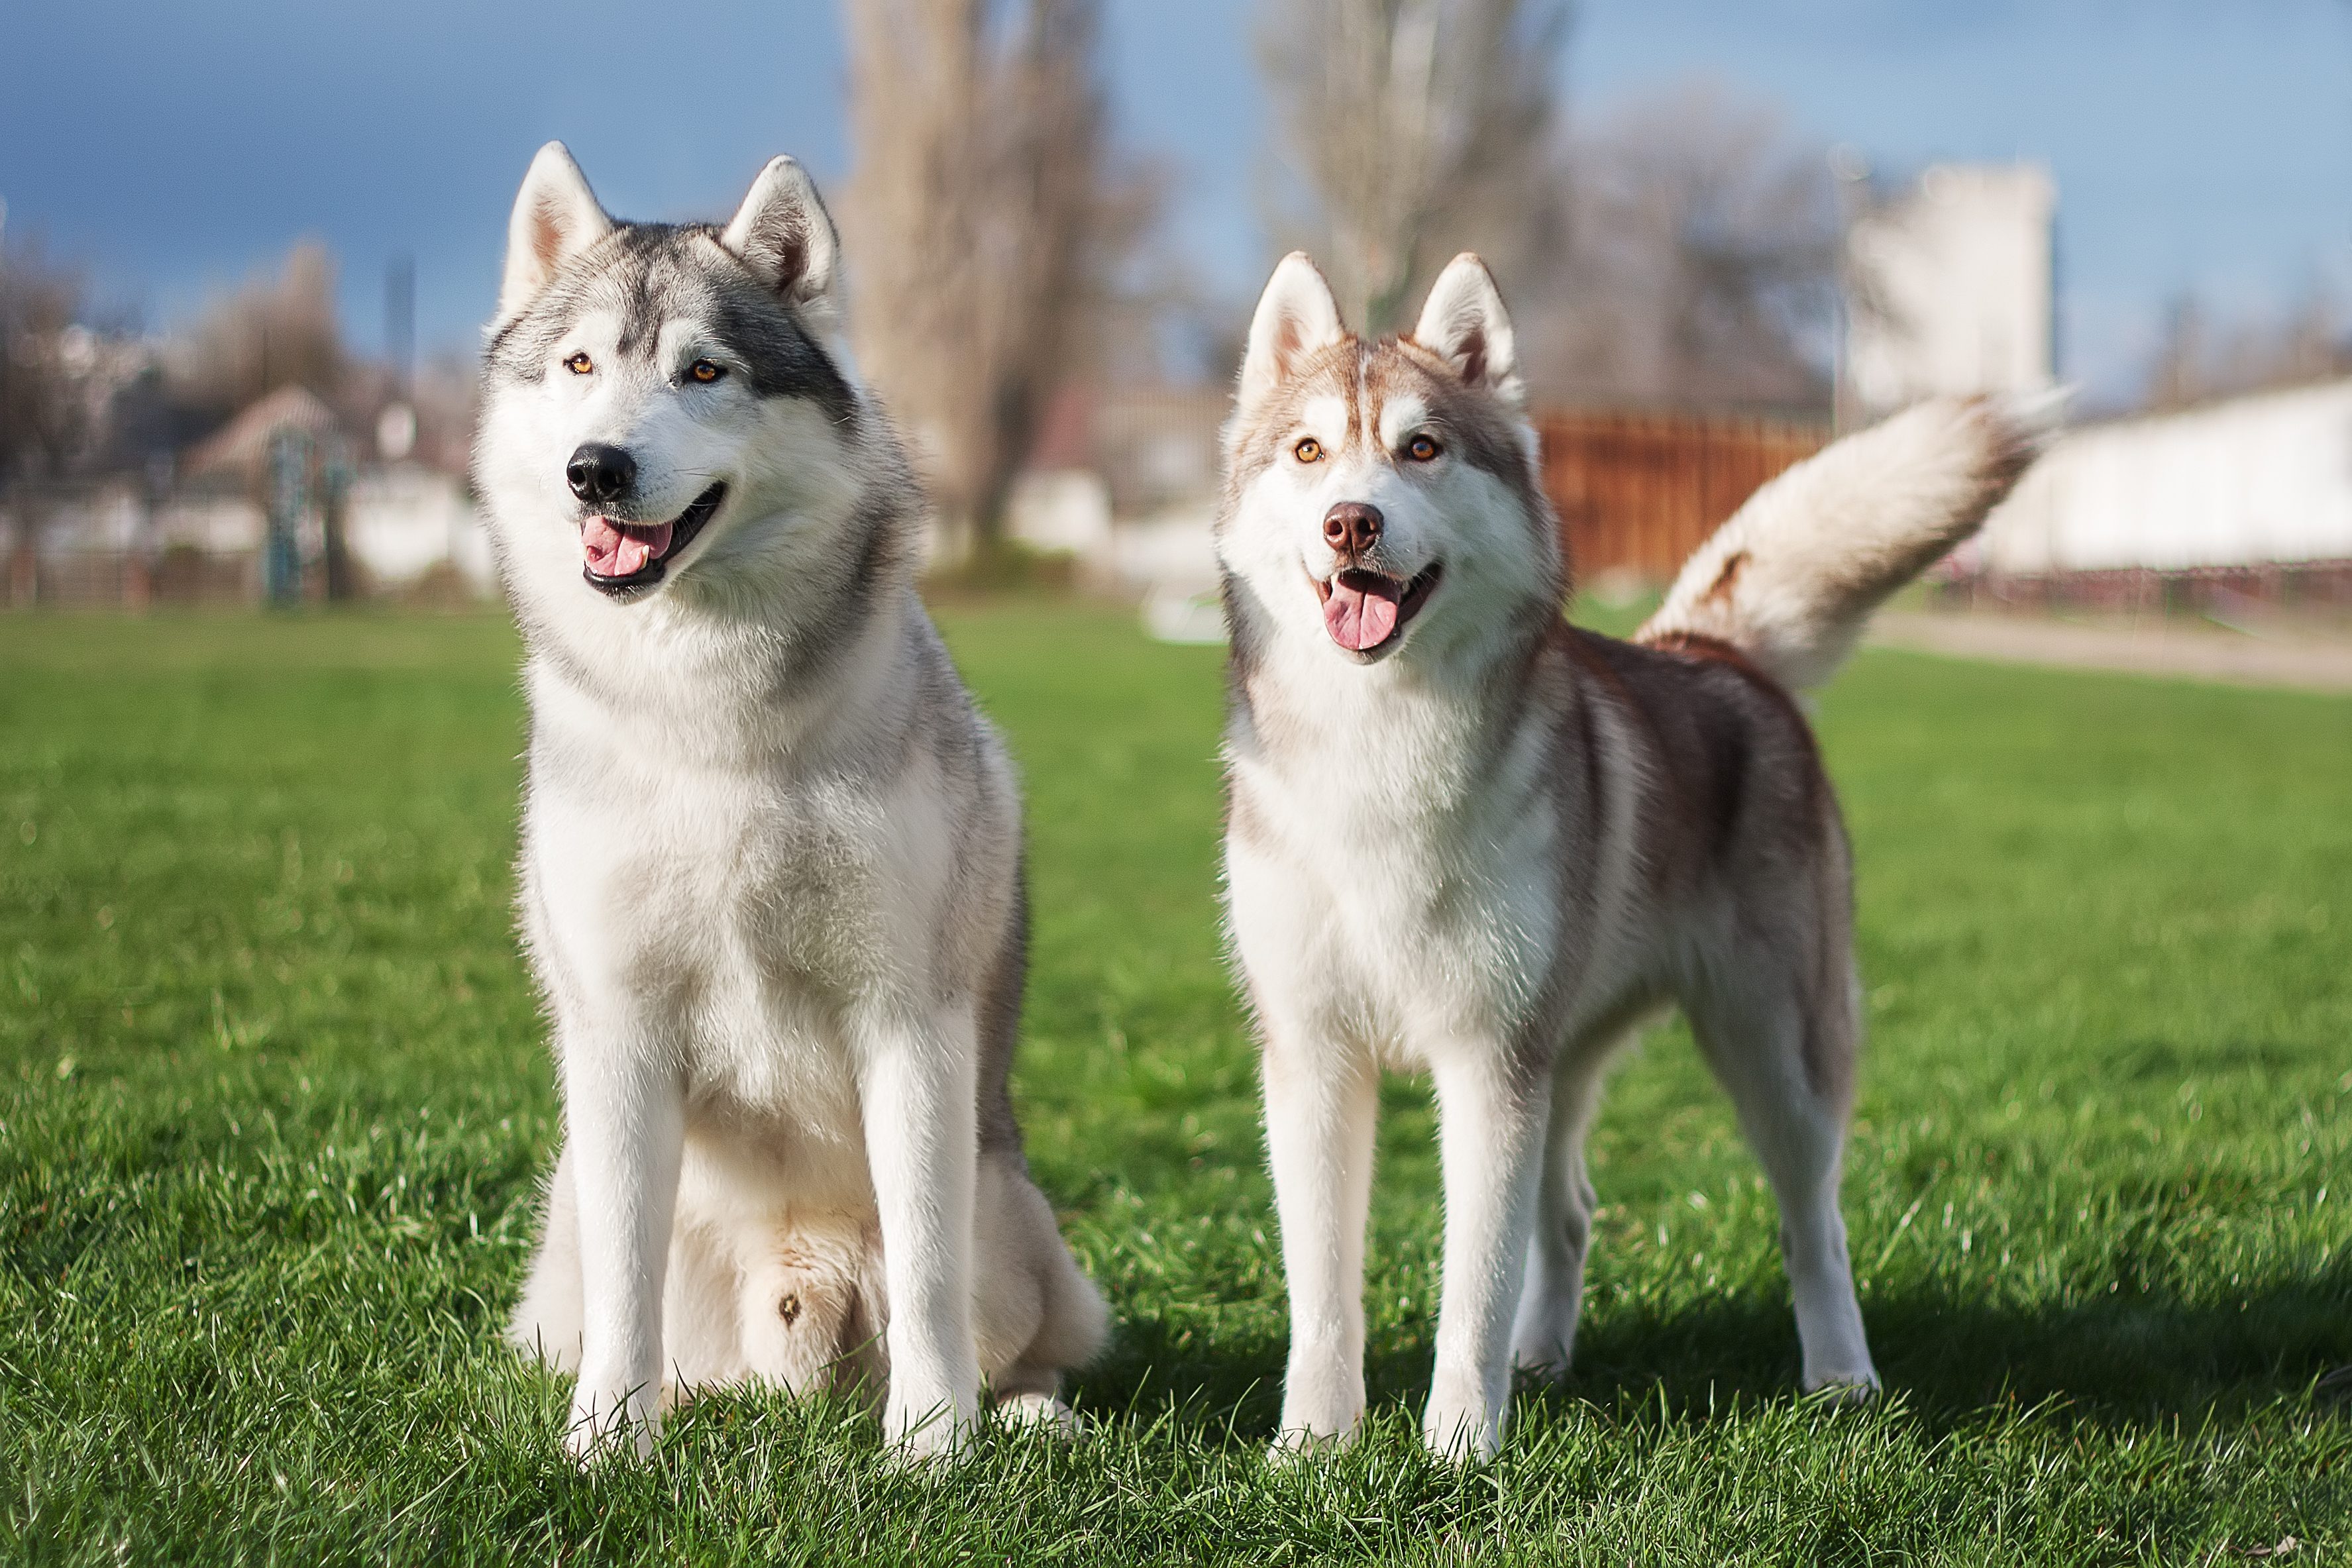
[
  {"left": 1640, "top": 395, "right": 2045, "bottom": 690},
  {"left": 1216, "top": 251, "right": 2037, "bottom": 1460},
  {"left": 480, "top": 144, "right": 1105, "bottom": 1462}
]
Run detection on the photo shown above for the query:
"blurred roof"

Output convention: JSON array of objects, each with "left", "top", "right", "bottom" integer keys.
[{"left": 184, "top": 385, "right": 341, "bottom": 478}]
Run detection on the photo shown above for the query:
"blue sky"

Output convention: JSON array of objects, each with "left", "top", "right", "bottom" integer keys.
[{"left": 3, "top": 1, "right": 2347, "bottom": 399}]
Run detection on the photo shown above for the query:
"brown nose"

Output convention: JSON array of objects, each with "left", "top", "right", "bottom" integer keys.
[{"left": 1322, "top": 501, "right": 1383, "bottom": 556}]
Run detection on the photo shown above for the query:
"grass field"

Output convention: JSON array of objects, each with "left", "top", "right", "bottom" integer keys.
[{"left": 3, "top": 602, "right": 2348, "bottom": 1564}]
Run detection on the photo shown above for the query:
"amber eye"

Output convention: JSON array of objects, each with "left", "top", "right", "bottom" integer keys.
[
  {"left": 1407, "top": 433, "right": 1441, "bottom": 462},
  {"left": 688, "top": 359, "right": 725, "bottom": 384},
  {"left": 563, "top": 352, "right": 593, "bottom": 376},
  {"left": 1293, "top": 437, "right": 1324, "bottom": 463}
]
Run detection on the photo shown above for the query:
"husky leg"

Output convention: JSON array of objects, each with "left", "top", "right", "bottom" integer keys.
[
  {"left": 1688, "top": 970, "right": 1878, "bottom": 1394},
  {"left": 1422, "top": 1047, "right": 1550, "bottom": 1460},
  {"left": 1509, "top": 1041, "right": 1613, "bottom": 1377},
  {"left": 508, "top": 1143, "right": 586, "bottom": 1373},
  {"left": 859, "top": 1010, "right": 982, "bottom": 1459},
  {"left": 1262, "top": 1028, "right": 1378, "bottom": 1453},
  {"left": 974, "top": 1154, "right": 1106, "bottom": 1430},
  {"left": 559, "top": 1041, "right": 686, "bottom": 1461}
]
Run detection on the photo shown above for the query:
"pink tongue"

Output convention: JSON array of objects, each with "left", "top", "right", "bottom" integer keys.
[
  {"left": 1323, "top": 574, "right": 1401, "bottom": 651},
  {"left": 581, "top": 515, "right": 673, "bottom": 578}
]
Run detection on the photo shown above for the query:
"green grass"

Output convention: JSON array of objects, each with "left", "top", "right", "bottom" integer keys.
[{"left": 3, "top": 602, "right": 2347, "bottom": 1564}]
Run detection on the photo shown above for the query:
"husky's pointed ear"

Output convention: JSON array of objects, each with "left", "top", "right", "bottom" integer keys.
[
  {"left": 1412, "top": 253, "right": 1523, "bottom": 408},
  {"left": 1239, "top": 252, "right": 1347, "bottom": 407},
  {"left": 722, "top": 156, "right": 839, "bottom": 309},
  {"left": 498, "top": 142, "right": 613, "bottom": 323}
]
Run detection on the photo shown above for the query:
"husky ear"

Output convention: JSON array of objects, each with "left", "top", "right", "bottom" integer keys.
[
  {"left": 1412, "top": 253, "right": 1523, "bottom": 408},
  {"left": 498, "top": 142, "right": 614, "bottom": 323},
  {"left": 722, "top": 156, "right": 839, "bottom": 309},
  {"left": 1239, "top": 252, "right": 1347, "bottom": 407}
]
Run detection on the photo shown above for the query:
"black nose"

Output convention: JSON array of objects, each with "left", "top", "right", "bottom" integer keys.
[
  {"left": 566, "top": 443, "right": 636, "bottom": 505},
  {"left": 1322, "top": 501, "right": 1383, "bottom": 557}
]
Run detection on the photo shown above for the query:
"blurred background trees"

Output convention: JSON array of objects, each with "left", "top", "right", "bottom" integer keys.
[
  {"left": 162, "top": 239, "right": 347, "bottom": 421},
  {"left": 6, "top": 2, "right": 2349, "bottom": 609},
  {"left": 0, "top": 235, "right": 96, "bottom": 493},
  {"left": 840, "top": 0, "right": 1129, "bottom": 554},
  {"left": 1526, "top": 83, "right": 1841, "bottom": 411},
  {"left": 1256, "top": 0, "right": 1568, "bottom": 338}
]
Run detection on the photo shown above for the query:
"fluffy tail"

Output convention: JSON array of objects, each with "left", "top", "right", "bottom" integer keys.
[{"left": 1636, "top": 394, "right": 2054, "bottom": 690}]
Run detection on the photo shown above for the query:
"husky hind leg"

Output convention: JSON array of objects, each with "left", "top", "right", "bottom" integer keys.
[
  {"left": 1509, "top": 1029, "right": 1637, "bottom": 1379},
  {"left": 1686, "top": 954, "right": 1878, "bottom": 1394},
  {"left": 973, "top": 1155, "right": 1108, "bottom": 1432}
]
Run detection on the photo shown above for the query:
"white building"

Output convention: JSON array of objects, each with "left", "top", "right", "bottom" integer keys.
[
  {"left": 1845, "top": 164, "right": 2058, "bottom": 420},
  {"left": 1980, "top": 377, "right": 2352, "bottom": 576}
]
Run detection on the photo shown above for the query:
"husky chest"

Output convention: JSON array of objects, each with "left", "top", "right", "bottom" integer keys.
[
  {"left": 521, "top": 626, "right": 984, "bottom": 1131},
  {"left": 1224, "top": 676, "right": 1573, "bottom": 1062}
]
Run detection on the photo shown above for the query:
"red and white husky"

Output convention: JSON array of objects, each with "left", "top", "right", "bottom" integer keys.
[{"left": 1215, "top": 250, "right": 2042, "bottom": 1458}]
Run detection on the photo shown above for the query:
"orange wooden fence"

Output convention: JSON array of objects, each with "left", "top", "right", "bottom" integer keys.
[{"left": 1534, "top": 409, "right": 1827, "bottom": 582}]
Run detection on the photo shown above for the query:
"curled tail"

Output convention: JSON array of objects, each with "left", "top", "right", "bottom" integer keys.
[{"left": 1637, "top": 394, "right": 2053, "bottom": 690}]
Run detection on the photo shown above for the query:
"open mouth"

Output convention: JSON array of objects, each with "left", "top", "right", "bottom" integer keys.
[
  {"left": 1313, "top": 563, "right": 1444, "bottom": 655},
  {"left": 580, "top": 482, "right": 727, "bottom": 596}
]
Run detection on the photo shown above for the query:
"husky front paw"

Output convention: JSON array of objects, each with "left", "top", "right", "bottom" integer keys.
[
  {"left": 563, "top": 1387, "right": 659, "bottom": 1465},
  {"left": 1270, "top": 1346, "right": 1364, "bottom": 1460},
  {"left": 1801, "top": 1365, "right": 1882, "bottom": 1405},
  {"left": 993, "top": 1392, "right": 1083, "bottom": 1440},
  {"left": 1508, "top": 1330, "right": 1574, "bottom": 1383},
  {"left": 1421, "top": 1369, "right": 1505, "bottom": 1462},
  {"left": 884, "top": 1388, "right": 978, "bottom": 1465},
  {"left": 1267, "top": 1420, "right": 1362, "bottom": 1465}
]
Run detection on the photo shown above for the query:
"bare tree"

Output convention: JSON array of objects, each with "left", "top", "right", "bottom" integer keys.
[
  {"left": 2143, "top": 286, "right": 2348, "bottom": 411},
  {"left": 1257, "top": 0, "right": 1568, "bottom": 335},
  {"left": 0, "top": 236, "right": 93, "bottom": 492},
  {"left": 1523, "top": 83, "right": 1841, "bottom": 411},
  {"left": 839, "top": 0, "right": 1114, "bottom": 552},
  {"left": 165, "top": 238, "right": 348, "bottom": 419}
]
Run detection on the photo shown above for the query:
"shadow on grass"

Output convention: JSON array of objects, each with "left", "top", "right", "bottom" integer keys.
[{"left": 1071, "top": 1273, "right": 2352, "bottom": 1445}]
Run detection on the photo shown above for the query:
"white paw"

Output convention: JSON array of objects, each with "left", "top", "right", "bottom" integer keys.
[
  {"left": 1267, "top": 1418, "right": 1359, "bottom": 1465},
  {"left": 1421, "top": 1381, "right": 1503, "bottom": 1463},
  {"left": 994, "top": 1392, "right": 1083, "bottom": 1440},
  {"left": 886, "top": 1398, "right": 975, "bottom": 1465},
  {"left": 562, "top": 1395, "right": 657, "bottom": 1465},
  {"left": 1509, "top": 1339, "right": 1573, "bottom": 1383},
  {"left": 1271, "top": 1351, "right": 1364, "bottom": 1462},
  {"left": 1801, "top": 1367, "right": 1882, "bottom": 1406}
]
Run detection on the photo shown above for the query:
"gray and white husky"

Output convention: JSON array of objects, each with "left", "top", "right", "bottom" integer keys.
[
  {"left": 1217, "top": 251, "right": 2041, "bottom": 1459},
  {"left": 477, "top": 144, "right": 1105, "bottom": 1461}
]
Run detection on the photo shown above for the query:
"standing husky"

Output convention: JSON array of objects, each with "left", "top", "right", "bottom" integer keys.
[
  {"left": 477, "top": 144, "right": 1105, "bottom": 1461},
  {"left": 1217, "top": 251, "right": 2039, "bottom": 1459}
]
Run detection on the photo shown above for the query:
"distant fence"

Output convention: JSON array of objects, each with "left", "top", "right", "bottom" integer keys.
[{"left": 1534, "top": 409, "right": 1827, "bottom": 583}]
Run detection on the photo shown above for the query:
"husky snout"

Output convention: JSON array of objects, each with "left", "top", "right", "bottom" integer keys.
[
  {"left": 1322, "top": 501, "right": 1383, "bottom": 559},
  {"left": 1314, "top": 501, "right": 1444, "bottom": 656},
  {"left": 566, "top": 443, "right": 637, "bottom": 505}
]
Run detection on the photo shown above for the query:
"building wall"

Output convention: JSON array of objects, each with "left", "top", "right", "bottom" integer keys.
[
  {"left": 345, "top": 464, "right": 494, "bottom": 592},
  {"left": 1847, "top": 164, "right": 2057, "bottom": 418},
  {"left": 1982, "top": 378, "right": 2352, "bottom": 575}
]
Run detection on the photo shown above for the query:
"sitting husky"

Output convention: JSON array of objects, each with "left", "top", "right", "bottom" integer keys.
[
  {"left": 1216, "top": 251, "right": 2040, "bottom": 1459},
  {"left": 478, "top": 144, "right": 1105, "bottom": 1460}
]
